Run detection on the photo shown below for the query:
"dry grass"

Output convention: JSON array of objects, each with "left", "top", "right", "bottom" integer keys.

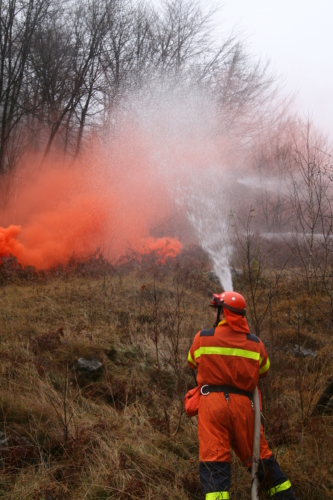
[{"left": 0, "top": 255, "right": 332, "bottom": 499}]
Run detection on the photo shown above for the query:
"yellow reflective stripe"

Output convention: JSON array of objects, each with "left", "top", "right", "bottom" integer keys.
[
  {"left": 268, "top": 480, "right": 292, "bottom": 496},
  {"left": 194, "top": 346, "right": 260, "bottom": 362},
  {"left": 259, "top": 358, "right": 270, "bottom": 375},
  {"left": 188, "top": 350, "right": 197, "bottom": 366},
  {"left": 206, "top": 493, "right": 230, "bottom": 500}
]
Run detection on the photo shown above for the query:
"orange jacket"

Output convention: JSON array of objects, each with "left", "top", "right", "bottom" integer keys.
[{"left": 188, "top": 320, "right": 270, "bottom": 392}]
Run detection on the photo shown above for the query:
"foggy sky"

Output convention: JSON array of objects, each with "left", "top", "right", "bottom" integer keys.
[
  {"left": 153, "top": 0, "right": 333, "bottom": 136},
  {"left": 220, "top": 0, "right": 333, "bottom": 135}
]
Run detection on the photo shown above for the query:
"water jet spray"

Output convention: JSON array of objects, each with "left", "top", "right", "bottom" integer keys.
[{"left": 182, "top": 184, "right": 233, "bottom": 292}]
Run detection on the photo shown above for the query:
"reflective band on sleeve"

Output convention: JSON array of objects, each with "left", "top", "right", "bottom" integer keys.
[
  {"left": 267, "top": 480, "right": 292, "bottom": 496},
  {"left": 194, "top": 346, "right": 260, "bottom": 362},
  {"left": 259, "top": 358, "right": 270, "bottom": 375},
  {"left": 188, "top": 350, "right": 197, "bottom": 366},
  {"left": 206, "top": 492, "right": 230, "bottom": 500}
]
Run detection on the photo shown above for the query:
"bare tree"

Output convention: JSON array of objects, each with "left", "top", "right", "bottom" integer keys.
[
  {"left": 152, "top": 0, "right": 214, "bottom": 72},
  {"left": 28, "top": 0, "right": 110, "bottom": 158},
  {"left": 251, "top": 122, "right": 294, "bottom": 232},
  {"left": 231, "top": 208, "right": 287, "bottom": 336},
  {"left": 288, "top": 119, "right": 333, "bottom": 292},
  {"left": 0, "top": 0, "right": 289, "bottom": 171},
  {"left": 0, "top": 0, "right": 52, "bottom": 173}
]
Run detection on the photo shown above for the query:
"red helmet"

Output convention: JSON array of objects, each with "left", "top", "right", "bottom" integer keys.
[
  {"left": 210, "top": 291, "right": 249, "bottom": 333},
  {"left": 210, "top": 291, "right": 246, "bottom": 316}
]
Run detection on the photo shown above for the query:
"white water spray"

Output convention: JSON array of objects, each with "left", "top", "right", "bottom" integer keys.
[
  {"left": 180, "top": 181, "right": 234, "bottom": 291},
  {"left": 124, "top": 81, "right": 241, "bottom": 289}
]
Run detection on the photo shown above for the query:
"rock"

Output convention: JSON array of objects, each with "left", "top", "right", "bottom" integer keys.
[
  {"left": 311, "top": 380, "right": 333, "bottom": 416},
  {"left": 76, "top": 358, "right": 103, "bottom": 372},
  {"left": 204, "top": 271, "right": 220, "bottom": 285},
  {"left": 0, "top": 432, "right": 9, "bottom": 446},
  {"left": 0, "top": 433, "right": 39, "bottom": 467},
  {"left": 290, "top": 345, "right": 316, "bottom": 358}
]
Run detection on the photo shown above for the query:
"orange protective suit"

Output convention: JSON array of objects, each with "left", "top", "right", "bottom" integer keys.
[
  {"left": 188, "top": 319, "right": 295, "bottom": 500},
  {"left": 188, "top": 320, "right": 270, "bottom": 391},
  {"left": 198, "top": 391, "right": 271, "bottom": 465}
]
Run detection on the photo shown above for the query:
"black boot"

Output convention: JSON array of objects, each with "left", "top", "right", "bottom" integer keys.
[{"left": 257, "top": 455, "right": 296, "bottom": 500}]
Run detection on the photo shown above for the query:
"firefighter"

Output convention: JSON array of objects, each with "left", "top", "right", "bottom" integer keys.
[{"left": 188, "top": 291, "right": 297, "bottom": 500}]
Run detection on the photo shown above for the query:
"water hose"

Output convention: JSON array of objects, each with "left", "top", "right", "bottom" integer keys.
[{"left": 251, "top": 386, "right": 261, "bottom": 500}]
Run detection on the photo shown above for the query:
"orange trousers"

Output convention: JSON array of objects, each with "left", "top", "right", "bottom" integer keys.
[{"left": 198, "top": 392, "right": 272, "bottom": 466}]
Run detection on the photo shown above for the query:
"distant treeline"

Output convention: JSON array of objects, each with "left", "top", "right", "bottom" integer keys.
[{"left": 0, "top": 0, "right": 276, "bottom": 173}]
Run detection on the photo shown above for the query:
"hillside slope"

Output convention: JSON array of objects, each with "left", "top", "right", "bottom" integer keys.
[{"left": 0, "top": 256, "right": 332, "bottom": 499}]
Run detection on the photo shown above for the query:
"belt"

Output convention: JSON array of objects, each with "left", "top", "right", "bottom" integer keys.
[{"left": 200, "top": 384, "right": 253, "bottom": 403}]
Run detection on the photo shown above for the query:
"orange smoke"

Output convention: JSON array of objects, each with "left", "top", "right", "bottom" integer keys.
[
  {"left": 0, "top": 193, "right": 114, "bottom": 269},
  {"left": 0, "top": 225, "right": 24, "bottom": 259},
  {"left": 0, "top": 126, "right": 186, "bottom": 269},
  {"left": 0, "top": 105, "right": 231, "bottom": 270},
  {"left": 141, "top": 237, "right": 183, "bottom": 263}
]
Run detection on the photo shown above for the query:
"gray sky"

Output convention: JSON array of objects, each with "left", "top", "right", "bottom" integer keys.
[
  {"left": 154, "top": 0, "right": 333, "bottom": 135},
  {"left": 219, "top": 0, "right": 333, "bottom": 134}
]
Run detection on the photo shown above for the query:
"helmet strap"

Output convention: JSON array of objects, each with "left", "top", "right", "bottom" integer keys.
[{"left": 216, "top": 306, "right": 222, "bottom": 326}]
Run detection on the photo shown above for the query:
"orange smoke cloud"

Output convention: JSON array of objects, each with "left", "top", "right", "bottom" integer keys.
[
  {"left": 0, "top": 225, "right": 24, "bottom": 259},
  {"left": 0, "top": 99, "right": 232, "bottom": 270},
  {"left": 0, "top": 194, "right": 113, "bottom": 268},
  {"left": 0, "top": 126, "right": 186, "bottom": 269},
  {"left": 141, "top": 237, "right": 183, "bottom": 263}
]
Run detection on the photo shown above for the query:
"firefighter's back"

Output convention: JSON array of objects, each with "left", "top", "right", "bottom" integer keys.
[{"left": 189, "top": 322, "right": 269, "bottom": 392}]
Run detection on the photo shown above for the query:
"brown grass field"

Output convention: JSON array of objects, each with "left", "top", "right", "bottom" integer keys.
[{"left": 0, "top": 250, "right": 332, "bottom": 499}]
